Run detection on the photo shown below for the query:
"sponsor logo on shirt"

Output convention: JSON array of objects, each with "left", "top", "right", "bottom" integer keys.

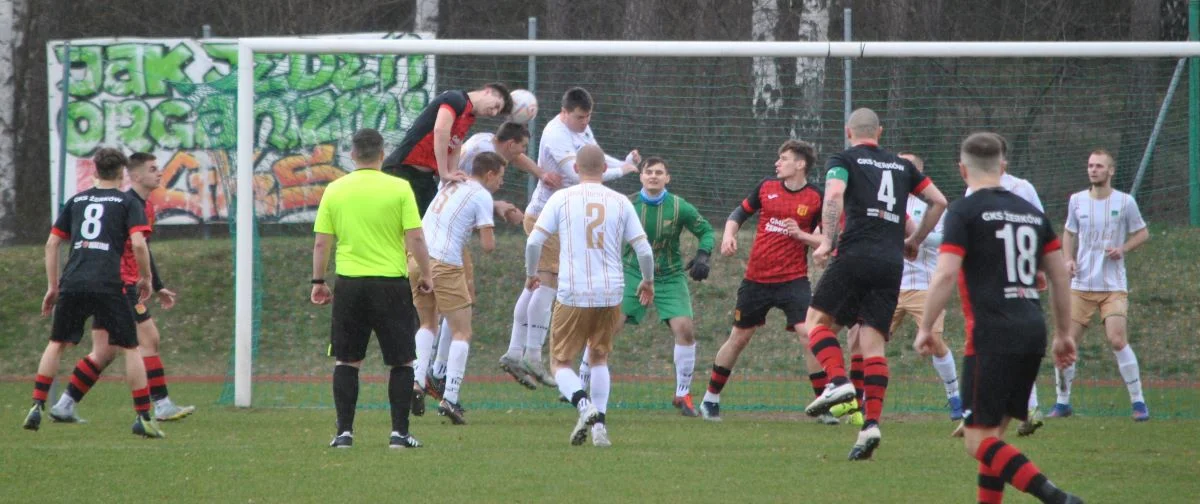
[
  {"left": 74, "top": 240, "right": 111, "bottom": 251},
  {"left": 766, "top": 193, "right": 779, "bottom": 200}
]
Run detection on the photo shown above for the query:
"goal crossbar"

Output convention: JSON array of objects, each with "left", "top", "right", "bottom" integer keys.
[{"left": 233, "top": 39, "right": 1200, "bottom": 407}]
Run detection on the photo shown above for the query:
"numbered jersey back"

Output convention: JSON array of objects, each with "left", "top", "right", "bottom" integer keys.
[
  {"left": 826, "top": 144, "right": 929, "bottom": 265},
  {"left": 939, "top": 187, "right": 1060, "bottom": 356},
  {"left": 51, "top": 188, "right": 150, "bottom": 294},
  {"left": 536, "top": 183, "right": 646, "bottom": 307}
]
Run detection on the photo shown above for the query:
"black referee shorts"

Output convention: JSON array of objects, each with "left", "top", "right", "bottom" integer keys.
[
  {"left": 732, "top": 277, "right": 811, "bottom": 331},
  {"left": 384, "top": 164, "right": 439, "bottom": 217},
  {"left": 961, "top": 353, "right": 1042, "bottom": 428},
  {"left": 52, "top": 292, "right": 139, "bottom": 349},
  {"left": 330, "top": 275, "right": 417, "bottom": 367},
  {"left": 809, "top": 255, "right": 902, "bottom": 338}
]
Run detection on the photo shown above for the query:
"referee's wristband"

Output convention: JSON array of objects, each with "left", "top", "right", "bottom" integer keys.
[{"left": 311, "top": 279, "right": 326, "bottom": 285}]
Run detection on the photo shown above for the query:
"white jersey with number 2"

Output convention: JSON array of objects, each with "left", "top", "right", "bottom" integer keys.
[{"left": 532, "top": 182, "right": 647, "bottom": 308}]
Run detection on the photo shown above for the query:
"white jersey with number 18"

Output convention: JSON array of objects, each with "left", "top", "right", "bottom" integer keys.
[{"left": 533, "top": 182, "right": 647, "bottom": 308}]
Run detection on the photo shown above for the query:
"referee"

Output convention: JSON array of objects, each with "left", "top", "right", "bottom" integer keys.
[{"left": 311, "top": 128, "right": 434, "bottom": 449}]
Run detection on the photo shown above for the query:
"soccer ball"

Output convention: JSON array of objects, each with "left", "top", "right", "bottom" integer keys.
[{"left": 508, "top": 89, "right": 538, "bottom": 124}]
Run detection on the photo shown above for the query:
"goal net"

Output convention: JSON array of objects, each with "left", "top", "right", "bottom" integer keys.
[{"left": 217, "top": 39, "right": 1200, "bottom": 418}]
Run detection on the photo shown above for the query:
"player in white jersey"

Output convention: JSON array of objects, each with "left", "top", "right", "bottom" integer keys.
[
  {"left": 1048, "top": 148, "right": 1150, "bottom": 422},
  {"left": 525, "top": 145, "right": 654, "bottom": 447},
  {"left": 408, "top": 152, "right": 506, "bottom": 424},
  {"left": 501, "top": 87, "right": 640, "bottom": 390}
]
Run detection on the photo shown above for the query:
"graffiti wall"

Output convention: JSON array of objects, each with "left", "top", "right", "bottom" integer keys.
[{"left": 48, "top": 33, "right": 435, "bottom": 224}]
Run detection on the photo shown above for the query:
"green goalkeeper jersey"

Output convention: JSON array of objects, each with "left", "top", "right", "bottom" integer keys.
[{"left": 623, "top": 192, "right": 715, "bottom": 279}]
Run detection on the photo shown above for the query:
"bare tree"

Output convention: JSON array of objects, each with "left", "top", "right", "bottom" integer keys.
[
  {"left": 791, "top": 0, "right": 829, "bottom": 144},
  {"left": 752, "top": 0, "right": 783, "bottom": 121}
]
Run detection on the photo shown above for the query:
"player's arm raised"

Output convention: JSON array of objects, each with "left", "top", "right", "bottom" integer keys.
[
  {"left": 511, "top": 152, "right": 561, "bottom": 189},
  {"left": 602, "top": 150, "right": 640, "bottom": 180}
]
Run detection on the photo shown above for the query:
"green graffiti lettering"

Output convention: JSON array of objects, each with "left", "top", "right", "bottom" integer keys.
[
  {"left": 143, "top": 43, "right": 195, "bottom": 96},
  {"left": 202, "top": 43, "right": 238, "bottom": 84},
  {"left": 61, "top": 45, "right": 103, "bottom": 98},
  {"left": 149, "top": 99, "right": 194, "bottom": 149},
  {"left": 256, "top": 97, "right": 298, "bottom": 150},
  {"left": 331, "top": 54, "right": 378, "bottom": 92},
  {"left": 102, "top": 44, "right": 145, "bottom": 97},
  {"left": 360, "top": 93, "right": 400, "bottom": 132},
  {"left": 295, "top": 91, "right": 337, "bottom": 146},
  {"left": 288, "top": 54, "right": 335, "bottom": 91},
  {"left": 332, "top": 92, "right": 361, "bottom": 136},
  {"left": 406, "top": 54, "right": 429, "bottom": 89},
  {"left": 65, "top": 101, "right": 103, "bottom": 156},
  {"left": 104, "top": 100, "right": 151, "bottom": 152},
  {"left": 380, "top": 55, "right": 397, "bottom": 89},
  {"left": 255, "top": 54, "right": 289, "bottom": 95},
  {"left": 195, "top": 95, "right": 237, "bottom": 149},
  {"left": 401, "top": 90, "right": 429, "bottom": 117}
]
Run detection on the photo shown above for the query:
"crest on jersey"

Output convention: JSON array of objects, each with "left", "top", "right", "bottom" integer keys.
[
  {"left": 1111, "top": 209, "right": 1119, "bottom": 217},
  {"left": 796, "top": 205, "right": 809, "bottom": 217},
  {"left": 135, "top": 303, "right": 147, "bottom": 315},
  {"left": 733, "top": 309, "right": 741, "bottom": 321}
]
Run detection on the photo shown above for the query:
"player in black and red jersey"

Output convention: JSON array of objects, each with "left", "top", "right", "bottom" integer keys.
[
  {"left": 383, "top": 84, "right": 513, "bottom": 216},
  {"left": 802, "top": 108, "right": 948, "bottom": 460},
  {"left": 24, "top": 148, "right": 165, "bottom": 438},
  {"left": 698, "top": 140, "right": 830, "bottom": 422},
  {"left": 48, "top": 152, "right": 195, "bottom": 424},
  {"left": 917, "top": 132, "right": 1082, "bottom": 504}
]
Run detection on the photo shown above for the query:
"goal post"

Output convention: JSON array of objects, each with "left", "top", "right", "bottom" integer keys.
[{"left": 232, "top": 38, "right": 1200, "bottom": 410}]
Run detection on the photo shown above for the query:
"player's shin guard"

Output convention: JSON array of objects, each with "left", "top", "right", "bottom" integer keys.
[
  {"left": 524, "top": 286, "right": 555, "bottom": 359},
  {"left": 388, "top": 366, "right": 414, "bottom": 435},
  {"left": 809, "top": 371, "right": 829, "bottom": 398},
  {"left": 863, "top": 357, "right": 889, "bottom": 425},
  {"left": 809, "top": 325, "right": 847, "bottom": 381},
  {"left": 333, "top": 365, "right": 360, "bottom": 434},
  {"left": 143, "top": 356, "right": 169, "bottom": 401},
  {"left": 976, "top": 437, "right": 1067, "bottom": 502},
  {"left": 67, "top": 356, "right": 102, "bottom": 402},
  {"left": 32, "top": 374, "right": 53, "bottom": 404},
  {"left": 978, "top": 462, "right": 1005, "bottom": 504},
  {"left": 850, "top": 354, "right": 865, "bottom": 402}
]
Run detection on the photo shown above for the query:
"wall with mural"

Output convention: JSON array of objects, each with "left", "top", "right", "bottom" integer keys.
[{"left": 47, "top": 33, "right": 434, "bottom": 224}]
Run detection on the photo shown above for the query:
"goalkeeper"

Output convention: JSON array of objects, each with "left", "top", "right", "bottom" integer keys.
[{"left": 615, "top": 157, "right": 714, "bottom": 416}]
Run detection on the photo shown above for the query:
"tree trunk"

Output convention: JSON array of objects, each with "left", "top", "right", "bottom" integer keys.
[
  {"left": 0, "top": 0, "right": 17, "bottom": 243},
  {"left": 752, "top": 0, "right": 783, "bottom": 121},
  {"left": 414, "top": 0, "right": 439, "bottom": 35},
  {"left": 791, "top": 0, "right": 829, "bottom": 146}
]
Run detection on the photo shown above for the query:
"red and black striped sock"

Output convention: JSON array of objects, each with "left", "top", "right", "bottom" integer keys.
[
  {"left": 808, "top": 371, "right": 829, "bottom": 398},
  {"left": 863, "top": 356, "right": 889, "bottom": 425},
  {"left": 850, "top": 354, "right": 866, "bottom": 403},
  {"left": 707, "top": 365, "right": 732, "bottom": 395},
  {"left": 132, "top": 387, "right": 152, "bottom": 415},
  {"left": 67, "top": 356, "right": 102, "bottom": 402},
  {"left": 976, "top": 437, "right": 1064, "bottom": 501},
  {"left": 977, "top": 461, "right": 1005, "bottom": 503},
  {"left": 808, "top": 325, "right": 846, "bottom": 381},
  {"left": 144, "top": 356, "right": 169, "bottom": 401},
  {"left": 32, "top": 374, "right": 53, "bottom": 405}
]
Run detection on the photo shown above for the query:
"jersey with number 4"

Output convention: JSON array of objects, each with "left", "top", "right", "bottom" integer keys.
[
  {"left": 939, "top": 188, "right": 1060, "bottom": 356},
  {"left": 422, "top": 179, "right": 495, "bottom": 266},
  {"left": 826, "top": 143, "right": 929, "bottom": 266},
  {"left": 51, "top": 188, "right": 151, "bottom": 294},
  {"left": 534, "top": 182, "right": 647, "bottom": 308}
]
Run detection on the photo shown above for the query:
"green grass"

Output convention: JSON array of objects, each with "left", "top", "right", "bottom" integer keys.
[
  {"left": 4, "top": 225, "right": 1199, "bottom": 416},
  {"left": 2, "top": 382, "right": 1197, "bottom": 503}
]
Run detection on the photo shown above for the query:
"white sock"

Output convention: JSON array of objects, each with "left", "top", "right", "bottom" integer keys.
[
  {"left": 554, "top": 367, "right": 585, "bottom": 407},
  {"left": 1055, "top": 363, "right": 1076, "bottom": 405},
  {"left": 525, "top": 286, "right": 555, "bottom": 359},
  {"left": 579, "top": 347, "right": 591, "bottom": 392},
  {"left": 1114, "top": 344, "right": 1144, "bottom": 403},
  {"left": 703, "top": 390, "right": 720, "bottom": 404},
  {"left": 433, "top": 318, "right": 452, "bottom": 378},
  {"left": 674, "top": 344, "right": 696, "bottom": 397},
  {"left": 413, "top": 328, "right": 436, "bottom": 387},
  {"left": 1028, "top": 386, "right": 1039, "bottom": 411},
  {"left": 444, "top": 340, "right": 469, "bottom": 404},
  {"left": 931, "top": 349, "right": 959, "bottom": 399},
  {"left": 506, "top": 288, "right": 532, "bottom": 359},
  {"left": 590, "top": 364, "right": 610, "bottom": 415}
]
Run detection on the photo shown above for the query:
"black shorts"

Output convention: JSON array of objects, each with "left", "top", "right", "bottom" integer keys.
[
  {"left": 732, "top": 277, "right": 811, "bottom": 330},
  {"left": 330, "top": 275, "right": 417, "bottom": 366},
  {"left": 52, "top": 292, "right": 139, "bottom": 349},
  {"left": 384, "top": 164, "right": 438, "bottom": 217},
  {"left": 92, "top": 284, "right": 151, "bottom": 328},
  {"left": 961, "top": 354, "right": 1042, "bottom": 428},
  {"left": 810, "top": 255, "right": 901, "bottom": 338}
]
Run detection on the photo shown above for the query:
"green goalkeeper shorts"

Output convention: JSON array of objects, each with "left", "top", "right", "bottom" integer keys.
[{"left": 622, "top": 273, "right": 693, "bottom": 325}]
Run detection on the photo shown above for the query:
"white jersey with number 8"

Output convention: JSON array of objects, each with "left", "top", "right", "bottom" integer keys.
[{"left": 532, "top": 182, "right": 647, "bottom": 307}]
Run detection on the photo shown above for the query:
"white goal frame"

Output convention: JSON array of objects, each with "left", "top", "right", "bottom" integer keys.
[{"left": 233, "top": 38, "right": 1200, "bottom": 407}]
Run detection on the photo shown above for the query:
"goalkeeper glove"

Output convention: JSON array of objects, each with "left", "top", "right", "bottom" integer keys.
[{"left": 686, "top": 250, "right": 711, "bottom": 281}]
